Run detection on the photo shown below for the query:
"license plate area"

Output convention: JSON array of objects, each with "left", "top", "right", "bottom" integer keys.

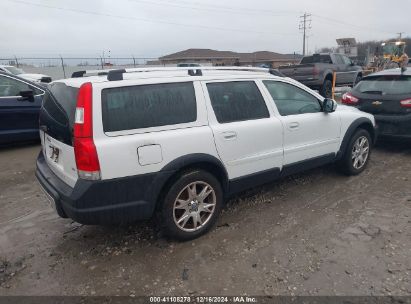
[{"left": 47, "top": 144, "right": 60, "bottom": 163}]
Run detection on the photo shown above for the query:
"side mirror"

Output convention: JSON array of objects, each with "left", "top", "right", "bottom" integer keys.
[
  {"left": 323, "top": 98, "right": 337, "bottom": 113},
  {"left": 18, "top": 90, "right": 34, "bottom": 102}
]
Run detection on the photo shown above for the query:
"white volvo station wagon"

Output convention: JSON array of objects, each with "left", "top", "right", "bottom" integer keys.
[{"left": 36, "top": 67, "right": 376, "bottom": 240}]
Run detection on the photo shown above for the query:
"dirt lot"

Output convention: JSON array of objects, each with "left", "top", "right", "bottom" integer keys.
[{"left": 0, "top": 141, "right": 410, "bottom": 296}]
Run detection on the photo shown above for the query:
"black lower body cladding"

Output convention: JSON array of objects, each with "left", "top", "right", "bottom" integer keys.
[{"left": 35, "top": 152, "right": 173, "bottom": 225}]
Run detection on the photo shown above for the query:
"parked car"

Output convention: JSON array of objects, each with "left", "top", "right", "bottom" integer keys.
[
  {"left": 0, "top": 71, "right": 46, "bottom": 144},
  {"left": 36, "top": 67, "right": 376, "bottom": 240},
  {"left": 0, "top": 65, "right": 52, "bottom": 83},
  {"left": 279, "top": 53, "right": 363, "bottom": 98},
  {"left": 342, "top": 68, "right": 411, "bottom": 139}
]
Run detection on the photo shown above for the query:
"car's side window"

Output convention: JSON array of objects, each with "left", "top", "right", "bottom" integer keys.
[
  {"left": 0, "top": 75, "right": 32, "bottom": 97},
  {"left": 101, "top": 82, "right": 197, "bottom": 132},
  {"left": 263, "top": 81, "right": 322, "bottom": 116},
  {"left": 334, "top": 54, "right": 344, "bottom": 65},
  {"left": 206, "top": 81, "right": 270, "bottom": 124},
  {"left": 342, "top": 55, "right": 352, "bottom": 65}
]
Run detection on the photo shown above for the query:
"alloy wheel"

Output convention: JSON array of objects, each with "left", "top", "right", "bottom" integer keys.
[
  {"left": 352, "top": 136, "right": 370, "bottom": 170},
  {"left": 173, "top": 181, "right": 217, "bottom": 232}
]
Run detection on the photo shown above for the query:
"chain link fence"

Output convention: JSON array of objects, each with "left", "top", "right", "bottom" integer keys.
[{"left": 0, "top": 56, "right": 160, "bottom": 81}]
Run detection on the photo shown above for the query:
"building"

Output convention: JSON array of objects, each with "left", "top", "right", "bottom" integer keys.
[{"left": 158, "top": 49, "right": 301, "bottom": 68}]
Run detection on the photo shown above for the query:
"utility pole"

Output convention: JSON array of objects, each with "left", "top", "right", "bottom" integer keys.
[
  {"left": 299, "top": 13, "right": 312, "bottom": 56},
  {"left": 397, "top": 32, "right": 404, "bottom": 41}
]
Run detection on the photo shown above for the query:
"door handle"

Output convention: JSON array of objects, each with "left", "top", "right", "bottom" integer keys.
[
  {"left": 288, "top": 122, "right": 300, "bottom": 130},
  {"left": 222, "top": 131, "right": 237, "bottom": 140}
]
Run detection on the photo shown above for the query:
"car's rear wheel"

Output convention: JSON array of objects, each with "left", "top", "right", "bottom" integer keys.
[
  {"left": 320, "top": 79, "right": 333, "bottom": 98},
  {"left": 161, "top": 170, "right": 223, "bottom": 241},
  {"left": 338, "top": 129, "right": 372, "bottom": 176}
]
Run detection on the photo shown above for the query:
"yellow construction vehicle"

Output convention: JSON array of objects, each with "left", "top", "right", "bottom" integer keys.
[
  {"left": 381, "top": 41, "right": 407, "bottom": 63},
  {"left": 370, "top": 40, "right": 408, "bottom": 72}
]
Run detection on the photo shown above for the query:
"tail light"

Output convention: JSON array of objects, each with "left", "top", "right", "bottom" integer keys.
[
  {"left": 400, "top": 98, "right": 411, "bottom": 108},
  {"left": 313, "top": 66, "right": 320, "bottom": 76},
  {"left": 342, "top": 92, "right": 359, "bottom": 105},
  {"left": 73, "top": 82, "right": 101, "bottom": 180}
]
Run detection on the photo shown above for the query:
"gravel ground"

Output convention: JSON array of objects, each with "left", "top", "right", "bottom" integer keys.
[{"left": 0, "top": 140, "right": 410, "bottom": 296}]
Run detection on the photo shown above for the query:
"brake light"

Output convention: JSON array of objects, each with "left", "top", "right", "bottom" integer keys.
[
  {"left": 313, "top": 66, "right": 320, "bottom": 76},
  {"left": 342, "top": 92, "right": 359, "bottom": 105},
  {"left": 400, "top": 98, "right": 411, "bottom": 108},
  {"left": 73, "top": 82, "right": 101, "bottom": 180}
]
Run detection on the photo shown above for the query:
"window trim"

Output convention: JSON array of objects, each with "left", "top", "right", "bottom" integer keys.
[
  {"left": 0, "top": 74, "right": 45, "bottom": 99},
  {"left": 260, "top": 79, "right": 324, "bottom": 117},
  {"left": 203, "top": 79, "right": 271, "bottom": 125}
]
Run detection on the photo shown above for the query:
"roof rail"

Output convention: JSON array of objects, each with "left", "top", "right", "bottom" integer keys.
[
  {"left": 70, "top": 66, "right": 285, "bottom": 80},
  {"left": 104, "top": 66, "right": 284, "bottom": 81},
  {"left": 71, "top": 71, "right": 86, "bottom": 78},
  {"left": 107, "top": 69, "right": 126, "bottom": 81}
]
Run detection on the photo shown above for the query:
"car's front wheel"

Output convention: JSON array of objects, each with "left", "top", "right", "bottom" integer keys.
[
  {"left": 338, "top": 129, "right": 372, "bottom": 175},
  {"left": 161, "top": 170, "right": 223, "bottom": 241}
]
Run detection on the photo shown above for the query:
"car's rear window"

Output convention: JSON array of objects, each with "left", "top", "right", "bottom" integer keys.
[
  {"left": 300, "top": 55, "right": 332, "bottom": 64},
  {"left": 44, "top": 82, "right": 79, "bottom": 127},
  {"left": 101, "top": 82, "right": 197, "bottom": 132},
  {"left": 354, "top": 75, "right": 411, "bottom": 95}
]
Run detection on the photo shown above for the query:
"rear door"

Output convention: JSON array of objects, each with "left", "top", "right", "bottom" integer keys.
[
  {"left": 202, "top": 80, "right": 283, "bottom": 180},
  {"left": 341, "top": 55, "right": 358, "bottom": 85},
  {"left": 0, "top": 74, "right": 43, "bottom": 143},
  {"left": 39, "top": 82, "right": 79, "bottom": 187},
  {"left": 333, "top": 54, "right": 349, "bottom": 85},
  {"left": 261, "top": 80, "right": 341, "bottom": 165}
]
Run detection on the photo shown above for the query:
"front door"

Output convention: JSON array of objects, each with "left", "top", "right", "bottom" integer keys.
[
  {"left": 261, "top": 80, "right": 341, "bottom": 166},
  {"left": 0, "top": 74, "right": 43, "bottom": 143}
]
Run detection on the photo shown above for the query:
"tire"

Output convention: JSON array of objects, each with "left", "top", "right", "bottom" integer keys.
[
  {"left": 320, "top": 79, "right": 333, "bottom": 98},
  {"left": 161, "top": 170, "right": 223, "bottom": 241},
  {"left": 338, "top": 129, "right": 372, "bottom": 176}
]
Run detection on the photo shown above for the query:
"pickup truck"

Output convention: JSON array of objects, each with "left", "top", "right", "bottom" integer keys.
[{"left": 279, "top": 53, "right": 363, "bottom": 98}]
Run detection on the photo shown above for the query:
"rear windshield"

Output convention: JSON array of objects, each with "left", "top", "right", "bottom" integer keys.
[
  {"left": 300, "top": 55, "right": 332, "bottom": 64},
  {"left": 102, "top": 82, "right": 197, "bottom": 132},
  {"left": 45, "top": 83, "right": 79, "bottom": 127},
  {"left": 40, "top": 83, "right": 78, "bottom": 146},
  {"left": 354, "top": 75, "right": 411, "bottom": 95}
]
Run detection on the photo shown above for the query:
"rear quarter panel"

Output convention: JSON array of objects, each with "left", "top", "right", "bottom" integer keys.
[{"left": 91, "top": 80, "right": 221, "bottom": 180}]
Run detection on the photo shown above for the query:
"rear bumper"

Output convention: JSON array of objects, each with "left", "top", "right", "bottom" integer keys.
[
  {"left": 375, "top": 113, "right": 411, "bottom": 139},
  {"left": 35, "top": 152, "right": 173, "bottom": 225}
]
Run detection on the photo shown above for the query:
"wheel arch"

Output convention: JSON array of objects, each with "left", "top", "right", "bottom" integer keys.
[
  {"left": 336, "top": 118, "right": 375, "bottom": 160},
  {"left": 155, "top": 154, "right": 229, "bottom": 210}
]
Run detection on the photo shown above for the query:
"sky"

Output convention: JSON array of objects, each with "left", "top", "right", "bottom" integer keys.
[{"left": 0, "top": 0, "right": 409, "bottom": 59}]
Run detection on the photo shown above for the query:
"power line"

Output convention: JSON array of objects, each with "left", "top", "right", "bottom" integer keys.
[
  {"left": 5, "top": 0, "right": 297, "bottom": 36},
  {"left": 128, "top": 0, "right": 297, "bottom": 17},
  {"left": 299, "top": 13, "right": 312, "bottom": 56},
  {"left": 312, "top": 14, "right": 394, "bottom": 36}
]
